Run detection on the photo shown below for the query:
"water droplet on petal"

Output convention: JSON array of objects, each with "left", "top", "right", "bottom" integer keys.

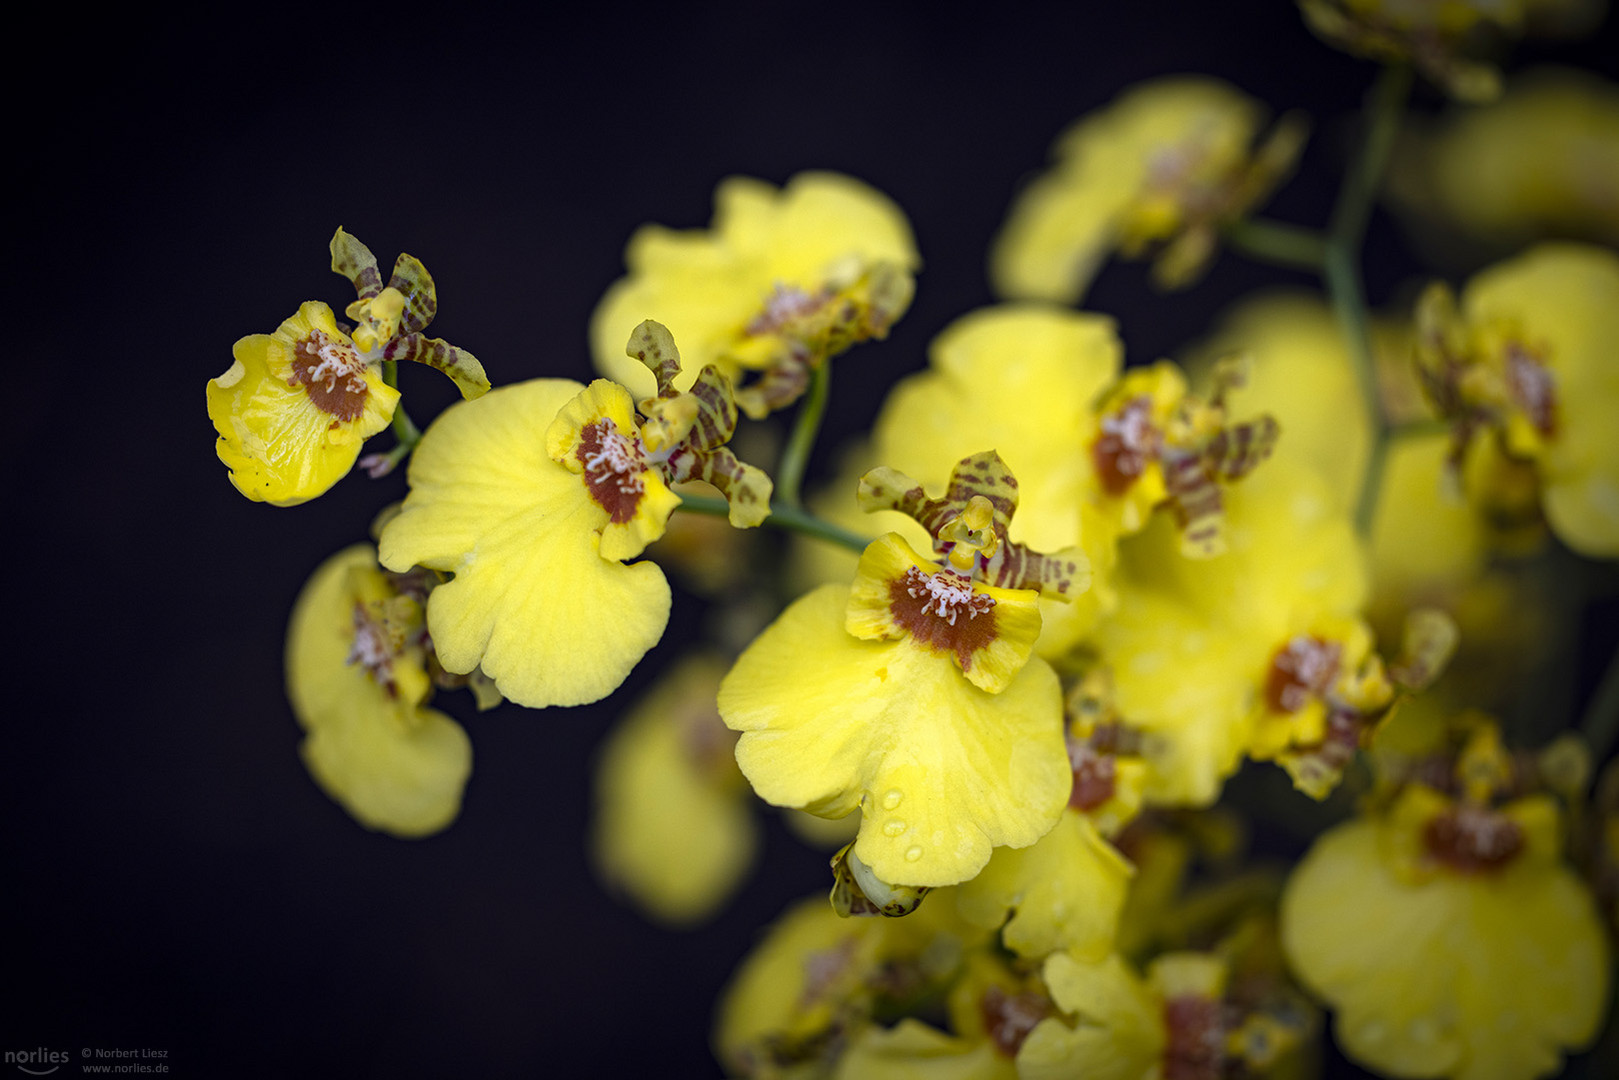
[
  {"left": 883, "top": 820, "right": 906, "bottom": 837},
  {"left": 882, "top": 790, "right": 904, "bottom": 810},
  {"left": 904, "top": 845, "right": 923, "bottom": 862}
]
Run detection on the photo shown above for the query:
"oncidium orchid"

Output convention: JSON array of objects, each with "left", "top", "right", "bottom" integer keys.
[{"left": 207, "top": 229, "right": 489, "bottom": 505}]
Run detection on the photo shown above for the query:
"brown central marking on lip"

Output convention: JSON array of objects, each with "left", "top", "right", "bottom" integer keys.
[
  {"left": 887, "top": 566, "right": 997, "bottom": 672},
  {"left": 577, "top": 420, "right": 648, "bottom": 524},
  {"left": 1505, "top": 342, "right": 1557, "bottom": 438},
  {"left": 1093, "top": 395, "right": 1161, "bottom": 495},
  {"left": 346, "top": 600, "right": 399, "bottom": 699},
  {"left": 290, "top": 330, "right": 369, "bottom": 422},
  {"left": 1067, "top": 737, "right": 1117, "bottom": 812},
  {"left": 980, "top": 986, "right": 1051, "bottom": 1058},
  {"left": 1163, "top": 994, "right": 1226, "bottom": 1080},
  {"left": 1423, "top": 803, "right": 1525, "bottom": 874},
  {"left": 1264, "top": 636, "right": 1342, "bottom": 714}
]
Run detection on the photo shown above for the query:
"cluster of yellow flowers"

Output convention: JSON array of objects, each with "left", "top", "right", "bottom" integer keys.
[{"left": 206, "top": 7, "right": 1618, "bottom": 1078}]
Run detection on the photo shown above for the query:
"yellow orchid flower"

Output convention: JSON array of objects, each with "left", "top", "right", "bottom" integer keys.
[
  {"left": 992, "top": 76, "right": 1304, "bottom": 302},
  {"left": 1417, "top": 242, "right": 1619, "bottom": 557},
  {"left": 1281, "top": 721, "right": 1610, "bottom": 1080},
  {"left": 285, "top": 543, "right": 471, "bottom": 837},
  {"left": 592, "top": 171, "right": 919, "bottom": 417},
  {"left": 378, "top": 322, "right": 768, "bottom": 709},
  {"left": 207, "top": 229, "right": 489, "bottom": 506},
  {"left": 721, "top": 454, "right": 1085, "bottom": 889}
]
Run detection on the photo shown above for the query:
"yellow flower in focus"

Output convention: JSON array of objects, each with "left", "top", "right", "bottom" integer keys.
[
  {"left": 592, "top": 654, "right": 757, "bottom": 926},
  {"left": 720, "top": 578, "right": 1068, "bottom": 889},
  {"left": 286, "top": 543, "right": 471, "bottom": 837},
  {"left": 1393, "top": 67, "right": 1619, "bottom": 250},
  {"left": 591, "top": 171, "right": 919, "bottom": 416},
  {"left": 811, "top": 305, "right": 1126, "bottom": 656},
  {"left": 208, "top": 301, "right": 400, "bottom": 505},
  {"left": 1417, "top": 243, "right": 1619, "bottom": 556},
  {"left": 208, "top": 229, "right": 489, "bottom": 505},
  {"left": 722, "top": 455, "right": 1085, "bottom": 888},
  {"left": 378, "top": 378, "right": 673, "bottom": 709},
  {"left": 379, "top": 322, "right": 768, "bottom": 709},
  {"left": 1281, "top": 734, "right": 1610, "bottom": 1080},
  {"left": 992, "top": 77, "right": 1304, "bottom": 302}
]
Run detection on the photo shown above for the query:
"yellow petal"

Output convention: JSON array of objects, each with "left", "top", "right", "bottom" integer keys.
[
  {"left": 1018, "top": 951, "right": 1163, "bottom": 1080},
  {"left": 954, "top": 811, "right": 1133, "bottom": 961},
  {"left": 378, "top": 379, "right": 671, "bottom": 708},
  {"left": 721, "top": 585, "right": 1069, "bottom": 887},
  {"left": 285, "top": 544, "right": 470, "bottom": 837}
]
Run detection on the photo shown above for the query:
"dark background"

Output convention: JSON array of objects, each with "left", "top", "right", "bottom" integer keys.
[{"left": 7, "top": 3, "right": 1615, "bottom": 1077}]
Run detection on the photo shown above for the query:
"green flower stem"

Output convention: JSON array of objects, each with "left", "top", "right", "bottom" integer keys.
[
  {"left": 1223, "top": 218, "right": 1329, "bottom": 271},
  {"left": 1322, "top": 63, "right": 1412, "bottom": 539},
  {"left": 677, "top": 493, "right": 871, "bottom": 554},
  {"left": 1580, "top": 642, "right": 1619, "bottom": 763},
  {"left": 775, "top": 361, "right": 832, "bottom": 508},
  {"left": 379, "top": 360, "right": 423, "bottom": 469}
]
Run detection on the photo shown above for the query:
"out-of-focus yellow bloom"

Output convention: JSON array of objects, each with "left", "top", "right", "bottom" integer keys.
[
  {"left": 1393, "top": 68, "right": 1619, "bottom": 250},
  {"left": 286, "top": 543, "right": 471, "bottom": 837},
  {"left": 207, "top": 229, "right": 488, "bottom": 505},
  {"left": 714, "top": 894, "right": 987, "bottom": 1079},
  {"left": 721, "top": 455, "right": 1083, "bottom": 889},
  {"left": 992, "top": 77, "right": 1304, "bottom": 302},
  {"left": 1299, "top": 0, "right": 1605, "bottom": 100},
  {"left": 1281, "top": 722, "right": 1610, "bottom": 1080},
  {"left": 209, "top": 301, "right": 400, "bottom": 505},
  {"left": 1097, "top": 460, "right": 1368, "bottom": 805},
  {"left": 1018, "top": 950, "right": 1225, "bottom": 1080},
  {"left": 1417, "top": 243, "right": 1619, "bottom": 556},
  {"left": 831, "top": 1019, "right": 1014, "bottom": 1080},
  {"left": 592, "top": 654, "right": 757, "bottom": 926},
  {"left": 592, "top": 171, "right": 919, "bottom": 416}
]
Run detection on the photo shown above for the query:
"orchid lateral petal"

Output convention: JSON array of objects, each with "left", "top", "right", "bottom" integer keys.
[
  {"left": 386, "top": 253, "right": 438, "bottom": 337},
  {"left": 383, "top": 333, "right": 491, "bottom": 400}
]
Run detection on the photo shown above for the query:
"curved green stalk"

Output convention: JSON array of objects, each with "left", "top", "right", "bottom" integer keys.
[
  {"left": 677, "top": 493, "right": 871, "bottom": 553},
  {"left": 1323, "top": 63, "right": 1412, "bottom": 538},
  {"left": 775, "top": 361, "right": 832, "bottom": 508},
  {"left": 1223, "top": 218, "right": 1329, "bottom": 271}
]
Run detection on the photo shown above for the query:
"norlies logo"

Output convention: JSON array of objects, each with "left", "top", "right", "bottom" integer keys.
[{"left": 4, "top": 1048, "right": 68, "bottom": 1076}]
